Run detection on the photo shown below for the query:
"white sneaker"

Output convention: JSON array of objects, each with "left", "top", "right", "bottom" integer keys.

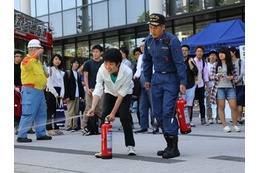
[
  {"left": 95, "top": 152, "right": 101, "bottom": 158},
  {"left": 233, "top": 125, "right": 241, "bottom": 132},
  {"left": 208, "top": 119, "right": 214, "bottom": 124},
  {"left": 223, "top": 126, "right": 231, "bottom": 133},
  {"left": 127, "top": 146, "right": 136, "bottom": 156}
]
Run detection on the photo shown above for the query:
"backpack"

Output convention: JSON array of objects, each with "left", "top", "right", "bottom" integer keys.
[
  {"left": 192, "top": 59, "right": 205, "bottom": 85},
  {"left": 87, "top": 115, "right": 99, "bottom": 135}
]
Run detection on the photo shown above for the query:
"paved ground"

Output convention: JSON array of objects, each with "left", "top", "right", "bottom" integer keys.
[{"left": 14, "top": 115, "right": 245, "bottom": 173}]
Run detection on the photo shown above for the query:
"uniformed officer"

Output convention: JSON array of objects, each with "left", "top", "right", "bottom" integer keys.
[{"left": 143, "top": 13, "right": 187, "bottom": 159}]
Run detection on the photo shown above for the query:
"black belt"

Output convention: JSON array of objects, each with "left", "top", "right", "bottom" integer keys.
[{"left": 155, "top": 71, "right": 175, "bottom": 74}]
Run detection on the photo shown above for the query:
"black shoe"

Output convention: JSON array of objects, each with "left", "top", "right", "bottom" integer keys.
[
  {"left": 27, "top": 128, "right": 35, "bottom": 134},
  {"left": 152, "top": 128, "right": 159, "bottom": 134},
  {"left": 17, "top": 137, "right": 32, "bottom": 143},
  {"left": 74, "top": 127, "right": 81, "bottom": 131},
  {"left": 162, "top": 136, "right": 180, "bottom": 159},
  {"left": 37, "top": 135, "right": 52, "bottom": 140},
  {"left": 134, "top": 128, "right": 148, "bottom": 134}
]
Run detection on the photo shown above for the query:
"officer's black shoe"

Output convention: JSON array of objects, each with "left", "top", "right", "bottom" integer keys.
[
  {"left": 37, "top": 135, "right": 52, "bottom": 140},
  {"left": 17, "top": 137, "right": 32, "bottom": 143},
  {"left": 162, "top": 136, "right": 180, "bottom": 159},
  {"left": 134, "top": 128, "right": 148, "bottom": 134},
  {"left": 157, "top": 135, "right": 169, "bottom": 156}
]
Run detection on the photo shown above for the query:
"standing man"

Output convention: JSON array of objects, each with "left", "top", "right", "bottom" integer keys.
[
  {"left": 17, "top": 39, "right": 52, "bottom": 142},
  {"left": 81, "top": 45, "right": 104, "bottom": 135},
  {"left": 181, "top": 45, "right": 198, "bottom": 127},
  {"left": 143, "top": 13, "right": 187, "bottom": 159}
]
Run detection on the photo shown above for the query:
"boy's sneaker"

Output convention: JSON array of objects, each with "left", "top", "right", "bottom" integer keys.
[
  {"left": 74, "top": 127, "right": 81, "bottom": 131},
  {"left": 223, "top": 126, "right": 231, "bottom": 133},
  {"left": 81, "top": 128, "right": 91, "bottom": 136},
  {"left": 95, "top": 152, "right": 101, "bottom": 158},
  {"left": 216, "top": 119, "right": 222, "bottom": 124},
  {"left": 127, "top": 146, "right": 136, "bottom": 156},
  {"left": 233, "top": 125, "right": 241, "bottom": 132}
]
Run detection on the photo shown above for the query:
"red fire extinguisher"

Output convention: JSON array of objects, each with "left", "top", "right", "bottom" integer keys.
[
  {"left": 176, "top": 93, "right": 191, "bottom": 134},
  {"left": 101, "top": 116, "right": 113, "bottom": 159}
]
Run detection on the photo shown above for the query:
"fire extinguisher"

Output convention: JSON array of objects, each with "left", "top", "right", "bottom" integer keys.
[
  {"left": 101, "top": 116, "right": 113, "bottom": 159},
  {"left": 176, "top": 93, "right": 191, "bottom": 134}
]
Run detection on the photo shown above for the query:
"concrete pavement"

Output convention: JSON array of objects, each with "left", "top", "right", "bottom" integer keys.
[{"left": 14, "top": 115, "right": 245, "bottom": 173}]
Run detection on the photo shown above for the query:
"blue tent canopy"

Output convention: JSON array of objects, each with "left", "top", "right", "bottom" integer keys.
[{"left": 181, "top": 19, "right": 245, "bottom": 55}]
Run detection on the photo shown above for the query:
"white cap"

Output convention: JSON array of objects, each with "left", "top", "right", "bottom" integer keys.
[{"left": 27, "top": 39, "right": 42, "bottom": 48}]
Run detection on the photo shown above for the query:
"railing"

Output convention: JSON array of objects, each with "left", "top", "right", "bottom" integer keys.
[{"left": 14, "top": 10, "right": 50, "bottom": 39}]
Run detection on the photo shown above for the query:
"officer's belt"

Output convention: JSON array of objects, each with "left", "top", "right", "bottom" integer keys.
[{"left": 155, "top": 71, "right": 175, "bottom": 74}]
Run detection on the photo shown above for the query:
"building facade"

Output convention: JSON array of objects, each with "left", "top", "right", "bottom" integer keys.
[{"left": 15, "top": 0, "right": 245, "bottom": 68}]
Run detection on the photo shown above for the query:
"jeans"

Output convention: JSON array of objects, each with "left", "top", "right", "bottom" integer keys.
[{"left": 18, "top": 86, "right": 47, "bottom": 138}]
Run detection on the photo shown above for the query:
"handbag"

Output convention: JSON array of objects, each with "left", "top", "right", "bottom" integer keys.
[{"left": 55, "top": 99, "right": 66, "bottom": 127}]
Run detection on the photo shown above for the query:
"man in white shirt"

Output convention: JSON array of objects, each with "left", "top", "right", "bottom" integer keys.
[{"left": 87, "top": 48, "right": 136, "bottom": 157}]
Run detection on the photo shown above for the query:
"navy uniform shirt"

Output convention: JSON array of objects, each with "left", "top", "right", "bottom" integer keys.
[{"left": 143, "top": 31, "right": 187, "bottom": 86}]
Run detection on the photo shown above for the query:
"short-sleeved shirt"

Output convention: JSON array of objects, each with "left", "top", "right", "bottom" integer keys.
[{"left": 83, "top": 59, "right": 103, "bottom": 89}]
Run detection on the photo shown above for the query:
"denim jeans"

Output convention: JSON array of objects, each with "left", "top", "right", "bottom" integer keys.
[{"left": 18, "top": 86, "right": 47, "bottom": 138}]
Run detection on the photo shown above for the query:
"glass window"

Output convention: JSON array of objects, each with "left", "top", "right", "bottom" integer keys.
[
  {"left": 120, "top": 34, "right": 136, "bottom": 63},
  {"left": 195, "top": 20, "right": 215, "bottom": 33},
  {"left": 63, "top": 9, "right": 76, "bottom": 36},
  {"left": 127, "top": 0, "right": 145, "bottom": 24},
  {"left": 63, "top": 0, "right": 76, "bottom": 10},
  {"left": 105, "top": 36, "right": 119, "bottom": 50},
  {"left": 14, "top": 0, "right": 20, "bottom": 11},
  {"left": 92, "top": 0, "right": 105, "bottom": 3},
  {"left": 175, "top": 17, "right": 193, "bottom": 25},
  {"left": 175, "top": 0, "right": 189, "bottom": 15},
  {"left": 216, "top": 0, "right": 243, "bottom": 7},
  {"left": 92, "top": 2, "right": 108, "bottom": 30},
  {"left": 49, "top": 0, "right": 61, "bottom": 13},
  {"left": 53, "top": 45, "right": 62, "bottom": 56},
  {"left": 205, "top": 0, "right": 216, "bottom": 9},
  {"left": 189, "top": 0, "right": 205, "bottom": 12},
  {"left": 37, "top": 15, "right": 48, "bottom": 22},
  {"left": 195, "top": 13, "right": 216, "bottom": 22},
  {"left": 77, "top": 41, "right": 90, "bottom": 58},
  {"left": 36, "top": 0, "right": 48, "bottom": 16},
  {"left": 49, "top": 13, "right": 62, "bottom": 38},
  {"left": 64, "top": 43, "right": 76, "bottom": 57},
  {"left": 30, "top": 0, "right": 36, "bottom": 17},
  {"left": 109, "top": 0, "right": 125, "bottom": 27},
  {"left": 175, "top": 24, "right": 193, "bottom": 42},
  {"left": 77, "top": 6, "right": 92, "bottom": 33}
]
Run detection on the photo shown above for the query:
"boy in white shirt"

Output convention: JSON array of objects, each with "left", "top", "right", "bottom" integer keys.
[{"left": 87, "top": 48, "right": 136, "bottom": 156}]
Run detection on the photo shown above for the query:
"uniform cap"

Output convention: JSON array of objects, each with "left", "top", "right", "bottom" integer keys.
[
  {"left": 27, "top": 39, "right": 42, "bottom": 48},
  {"left": 147, "top": 13, "right": 165, "bottom": 26}
]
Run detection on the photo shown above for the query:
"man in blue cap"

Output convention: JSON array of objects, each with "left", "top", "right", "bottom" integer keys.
[{"left": 143, "top": 13, "right": 187, "bottom": 159}]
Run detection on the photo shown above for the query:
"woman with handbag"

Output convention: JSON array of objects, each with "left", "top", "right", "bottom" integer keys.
[{"left": 46, "top": 54, "right": 65, "bottom": 136}]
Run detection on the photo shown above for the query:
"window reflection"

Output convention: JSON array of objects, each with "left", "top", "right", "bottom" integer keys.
[
  {"left": 49, "top": 13, "right": 62, "bottom": 38},
  {"left": 109, "top": 0, "right": 125, "bottom": 27},
  {"left": 63, "top": 9, "right": 76, "bottom": 36},
  {"left": 63, "top": 0, "right": 76, "bottom": 10},
  {"left": 93, "top": 2, "right": 108, "bottom": 30},
  {"left": 49, "top": 0, "right": 61, "bottom": 13},
  {"left": 30, "top": 0, "right": 36, "bottom": 17},
  {"left": 64, "top": 43, "right": 76, "bottom": 57},
  {"left": 77, "top": 6, "right": 92, "bottom": 33},
  {"left": 127, "top": 0, "right": 145, "bottom": 24},
  {"left": 36, "top": 0, "right": 48, "bottom": 16},
  {"left": 175, "top": 0, "right": 189, "bottom": 15},
  {"left": 175, "top": 24, "right": 193, "bottom": 41},
  {"left": 77, "top": 42, "right": 89, "bottom": 58},
  {"left": 105, "top": 37, "right": 119, "bottom": 50}
]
